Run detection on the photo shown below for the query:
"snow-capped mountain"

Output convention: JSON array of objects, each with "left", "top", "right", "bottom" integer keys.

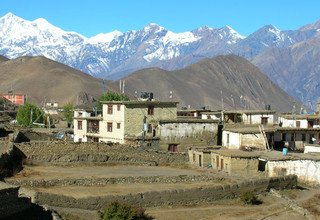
[
  {"left": 1, "top": 13, "right": 320, "bottom": 108},
  {"left": 0, "top": 13, "right": 244, "bottom": 78}
]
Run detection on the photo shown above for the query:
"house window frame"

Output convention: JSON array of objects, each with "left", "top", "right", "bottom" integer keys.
[
  {"left": 261, "top": 117, "right": 268, "bottom": 125},
  {"left": 77, "top": 120, "right": 83, "bottom": 130},
  {"left": 107, "top": 104, "right": 113, "bottom": 114},
  {"left": 117, "top": 123, "right": 121, "bottom": 129},
  {"left": 147, "top": 106, "right": 154, "bottom": 115},
  {"left": 117, "top": 104, "right": 121, "bottom": 111},
  {"left": 107, "top": 122, "right": 113, "bottom": 132}
]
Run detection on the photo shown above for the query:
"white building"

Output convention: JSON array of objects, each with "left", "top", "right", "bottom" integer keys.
[
  {"left": 73, "top": 101, "right": 178, "bottom": 144},
  {"left": 223, "top": 110, "right": 275, "bottom": 125}
]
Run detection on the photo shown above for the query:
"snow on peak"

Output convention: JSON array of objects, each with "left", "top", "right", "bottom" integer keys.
[
  {"left": 143, "top": 23, "right": 165, "bottom": 33},
  {"left": 0, "top": 12, "right": 26, "bottom": 24},
  {"left": 222, "top": 25, "right": 245, "bottom": 39},
  {"left": 88, "top": 30, "right": 123, "bottom": 44}
]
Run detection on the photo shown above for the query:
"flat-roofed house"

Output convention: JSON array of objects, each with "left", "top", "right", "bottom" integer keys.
[{"left": 73, "top": 100, "right": 178, "bottom": 145}]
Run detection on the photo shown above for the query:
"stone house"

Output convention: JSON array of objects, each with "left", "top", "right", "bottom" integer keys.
[
  {"left": 188, "top": 147, "right": 213, "bottom": 168},
  {"left": 222, "top": 125, "right": 275, "bottom": 150},
  {"left": 223, "top": 110, "right": 275, "bottom": 125},
  {"left": 278, "top": 113, "right": 320, "bottom": 128},
  {"left": 274, "top": 127, "right": 320, "bottom": 151},
  {"left": 73, "top": 100, "right": 178, "bottom": 144},
  {"left": 260, "top": 152, "right": 320, "bottom": 186},
  {"left": 189, "top": 148, "right": 320, "bottom": 185},
  {"left": 188, "top": 148, "right": 260, "bottom": 175}
]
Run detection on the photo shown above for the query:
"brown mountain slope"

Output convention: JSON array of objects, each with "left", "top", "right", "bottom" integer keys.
[
  {"left": 0, "top": 55, "right": 9, "bottom": 62},
  {"left": 0, "top": 56, "right": 104, "bottom": 105},
  {"left": 252, "top": 35, "right": 320, "bottom": 108},
  {"left": 115, "top": 55, "right": 297, "bottom": 111}
]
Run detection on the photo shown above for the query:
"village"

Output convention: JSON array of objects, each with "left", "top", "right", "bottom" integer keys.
[{"left": 0, "top": 91, "right": 320, "bottom": 219}]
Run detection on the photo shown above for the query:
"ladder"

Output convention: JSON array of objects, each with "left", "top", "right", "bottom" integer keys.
[{"left": 259, "top": 125, "right": 270, "bottom": 151}]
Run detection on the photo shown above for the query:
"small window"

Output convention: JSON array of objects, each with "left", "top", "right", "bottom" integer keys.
[
  {"left": 296, "top": 121, "right": 301, "bottom": 128},
  {"left": 117, "top": 123, "right": 121, "bottom": 129},
  {"left": 261, "top": 117, "right": 268, "bottom": 125},
  {"left": 147, "top": 124, "right": 152, "bottom": 133},
  {"left": 291, "top": 133, "right": 295, "bottom": 141},
  {"left": 148, "top": 106, "right": 154, "bottom": 115},
  {"left": 78, "top": 112, "right": 83, "bottom": 117},
  {"left": 301, "top": 133, "right": 306, "bottom": 141},
  {"left": 107, "top": 122, "right": 113, "bottom": 132},
  {"left": 107, "top": 104, "right": 113, "bottom": 114},
  {"left": 282, "top": 133, "right": 287, "bottom": 141},
  {"left": 226, "top": 133, "right": 230, "bottom": 145},
  {"left": 117, "top": 104, "right": 121, "bottom": 111},
  {"left": 78, "top": 121, "right": 83, "bottom": 130}
]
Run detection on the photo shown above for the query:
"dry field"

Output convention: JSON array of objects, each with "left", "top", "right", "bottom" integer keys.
[{"left": 7, "top": 165, "right": 320, "bottom": 220}]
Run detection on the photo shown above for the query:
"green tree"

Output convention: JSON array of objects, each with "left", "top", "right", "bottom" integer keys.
[
  {"left": 16, "top": 103, "right": 44, "bottom": 126},
  {"left": 96, "top": 91, "right": 130, "bottom": 111},
  {"left": 63, "top": 103, "right": 74, "bottom": 127}
]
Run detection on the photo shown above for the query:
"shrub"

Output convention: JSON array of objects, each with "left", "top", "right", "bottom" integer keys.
[
  {"left": 240, "top": 191, "right": 261, "bottom": 205},
  {"left": 98, "top": 201, "right": 153, "bottom": 220}
]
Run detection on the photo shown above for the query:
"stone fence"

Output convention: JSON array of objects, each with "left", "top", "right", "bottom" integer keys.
[
  {"left": 14, "top": 142, "right": 188, "bottom": 166},
  {"left": 31, "top": 175, "right": 297, "bottom": 210},
  {"left": 6, "top": 174, "right": 226, "bottom": 188}
]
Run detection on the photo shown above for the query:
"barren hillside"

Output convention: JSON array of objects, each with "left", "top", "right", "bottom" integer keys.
[
  {"left": 0, "top": 56, "right": 104, "bottom": 105},
  {"left": 116, "top": 55, "right": 297, "bottom": 111}
]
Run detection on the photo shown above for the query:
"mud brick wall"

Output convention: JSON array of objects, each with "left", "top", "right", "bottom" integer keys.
[
  {"left": 14, "top": 142, "right": 188, "bottom": 166},
  {"left": 33, "top": 175, "right": 297, "bottom": 210}
]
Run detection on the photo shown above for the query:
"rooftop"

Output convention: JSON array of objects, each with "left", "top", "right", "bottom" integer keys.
[
  {"left": 223, "top": 124, "right": 276, "bottom": 134},
  {"left": 224, "top": 110, "right": 276, "bottom": 114},
  {"left": 279, "top": 114, "right": 320, "bottom": 120},
  {"left": 101, "top": 100, "right": 179, "bottom": 106},
  {"left": 192, "top": 148, "right": 320, "bottom": 161}
]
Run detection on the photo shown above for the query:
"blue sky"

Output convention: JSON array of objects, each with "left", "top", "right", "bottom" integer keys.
[{"left": 1, "top": 0, "right": 319, "bottom": 37}]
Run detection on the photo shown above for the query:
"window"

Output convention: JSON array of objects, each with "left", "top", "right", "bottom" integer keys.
[
  {"left": 107, "top": 104, "right": 113, "bottom": 114},
  {"left": 301, "top": 133, "right": 306, "bottom": 142},
  {"left": 147, "top": 124, "right": 152, "bottom": 133},
  {"left": 226, "top": 133, "right": 230, "bottom": 146},
  {"left": 296, "top": 121, "right": 301, "bottom": 128},
  {"left": 117, "top": 104, "right": 121, "bottom": 111},
  {"left": 107, "top": 122, "right": 112, "bottom": 132},
  {"left": 282, "top": 133, "right": 287, "bottom": 141},
  {"left": 291, "top": 133, "right": 295, "bottom": 141},
  {"left": 261, "top": 117, "right": 268, "bottom": 125},
  {"left": 309, "top": 134, "right": 315, "bottom": 144},
  {"left": 117, "top": 123, "right": 121, "bottom": 129},
  {"left": 148, "top": 106, "right": 154, "bottom": 115},
  {"left": 78, "top": 121, "right": 83, "bottom": 130}
]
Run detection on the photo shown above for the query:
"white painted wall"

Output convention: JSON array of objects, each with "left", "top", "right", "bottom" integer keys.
[
  {"left": 242, "top": 113, "right": 274, "bottom": 125},
  {"left": 100, "top": 104, "right": 125, "bottom": 143},
  {"left": 267, "top": 160, "right": 320, "bottom": 185},
  {"left": 222, "top": 131, "right": 240, "bottom": 149},
  {"left": 278, "top": 117, "right": 308, "bottom": 128},
  {"left": 304, "top": 145, "right": 320, "bottom": 153},
  {"left": 159, "top": 122, "right": 217, "bottom": 139}
]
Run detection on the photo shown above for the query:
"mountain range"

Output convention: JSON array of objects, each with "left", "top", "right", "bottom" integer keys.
[
  {"left": 0, "top": 13, "right": 319, "bottom": 107},
  {"left": 0, "top": 56, "right": 103, "bottom": 105},
  {"left": 0, "top": 55, "right": 296, "bottom": 111}
]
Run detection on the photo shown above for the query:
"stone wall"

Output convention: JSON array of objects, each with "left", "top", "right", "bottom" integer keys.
[
  {"left": 0, "top": 142, "right": 25, "bottom": 178},
  {"left": 267, "top": 160, "right": 320, "bottom": 186},
  {"left": 14, "top": 142, "right": 188, "bottom": 166},
  {"left": 31, "top": 176, "right": 297, "bottom": 210},
  {"left": 6, "top": 174, "right": 225, "bottom": 188},
  {"left": 0, "top": 182, "right": 31, "bottom": 218}
]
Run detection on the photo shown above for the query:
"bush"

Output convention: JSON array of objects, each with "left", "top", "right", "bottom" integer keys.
[
  {"left": 98, "top": 201, "right": 153, "bottom": 220},
  {"left": 240, "top": 191, "right": 261, "bottom": 205}
]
